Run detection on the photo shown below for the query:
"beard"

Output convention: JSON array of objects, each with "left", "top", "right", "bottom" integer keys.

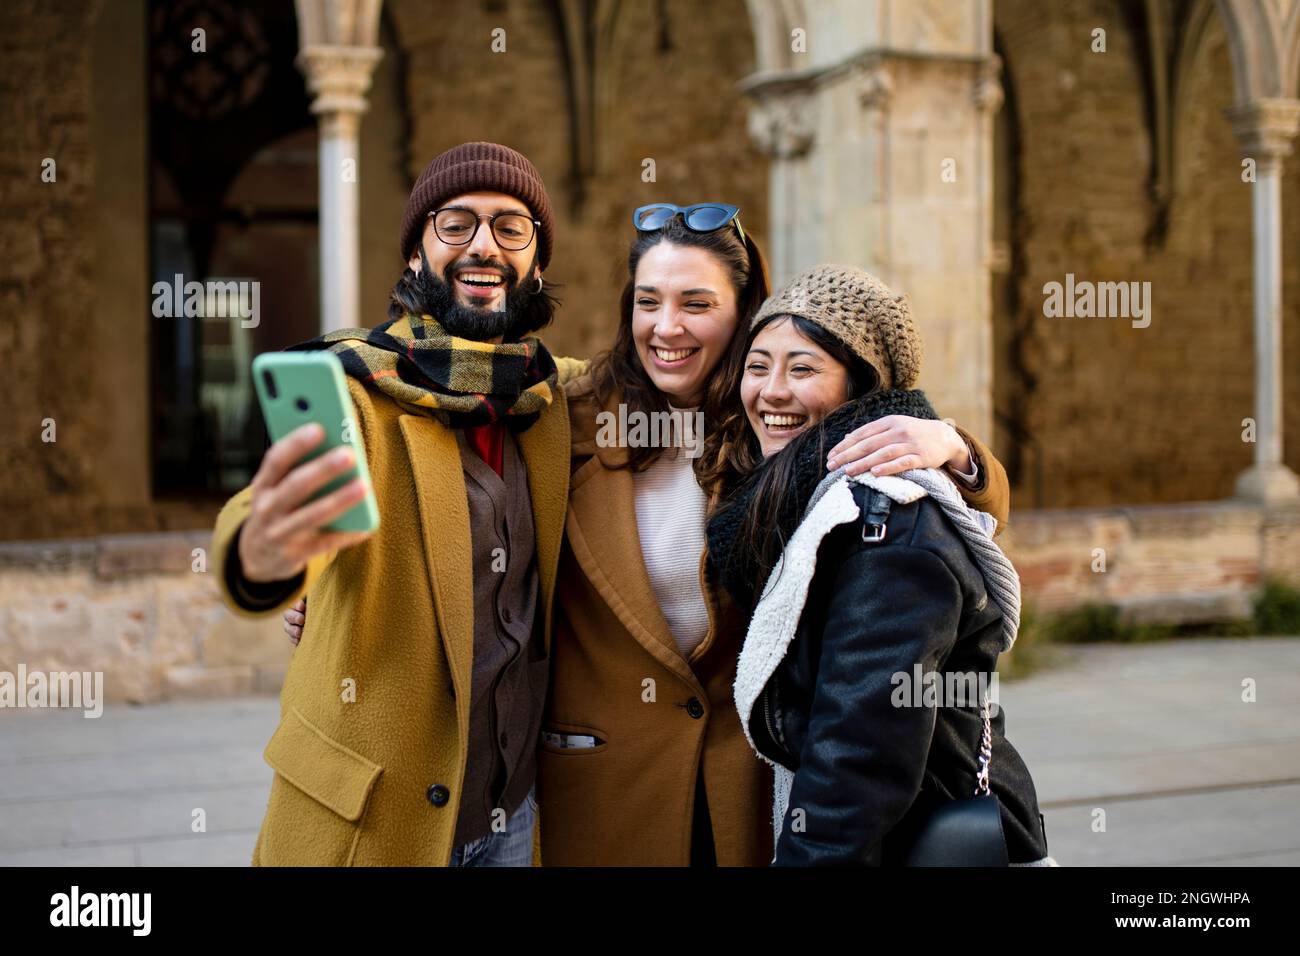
[{"left": 408, "top": 249, "right": 537, "bottom": 341}]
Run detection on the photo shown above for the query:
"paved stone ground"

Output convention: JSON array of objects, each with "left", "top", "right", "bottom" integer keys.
[{"left": 1, "top": 637, "right": 1297, "bottom": 866}]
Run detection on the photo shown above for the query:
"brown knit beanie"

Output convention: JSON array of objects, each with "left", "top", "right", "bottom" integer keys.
[
  {"left": 400, "top": 142, "right": 555, "bottom": 269},
  {"left": 751, "top": 264, "right": 922, "bottom": 390}
]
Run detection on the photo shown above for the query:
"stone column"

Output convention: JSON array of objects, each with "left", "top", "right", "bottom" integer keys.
[
  {"left": 741, "top": 0, "right": 999, "bottom": 439},
  {"left": 1228, "top": 100, "right": 1300, "bottom": 505},
  {"left": 294, "top": 0, "right": 383, "bottom": 332}
]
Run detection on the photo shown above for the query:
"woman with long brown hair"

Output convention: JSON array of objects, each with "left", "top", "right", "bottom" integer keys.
[{"left": 536, "top": 206, "right": 1009, "bottom": 865}]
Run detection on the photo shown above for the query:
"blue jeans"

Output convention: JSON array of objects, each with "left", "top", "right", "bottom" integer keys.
[{"left": 448, "top": 784, "right": 537, "bottom": 867}]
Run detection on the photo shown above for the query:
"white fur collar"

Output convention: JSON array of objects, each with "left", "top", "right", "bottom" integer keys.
[{"left": 732, "top": 471, "right": 931, "bottom": 762}]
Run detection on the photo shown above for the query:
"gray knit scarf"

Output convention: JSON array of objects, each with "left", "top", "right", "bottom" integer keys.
[{"left": 810, "top": 465, "right": 1021, "bottom": 651}]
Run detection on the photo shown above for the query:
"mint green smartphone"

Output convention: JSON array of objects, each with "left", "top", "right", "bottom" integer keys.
[{"left": 251, "top": 351, "right": 380, "bottom": 533}]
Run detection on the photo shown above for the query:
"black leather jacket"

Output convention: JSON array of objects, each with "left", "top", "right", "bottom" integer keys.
[{"left": 747, "top": 483, "right": 1050, "bottom": 866}]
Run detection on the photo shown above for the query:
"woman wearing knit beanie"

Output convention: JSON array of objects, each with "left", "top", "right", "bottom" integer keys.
[
  {"left": 537, "top": 219, "right": 1014, "bottom": 866},
  {"left": 282, "top": 173, "right": 1021, "bottom": 865},
  {"left": 706, "top": 264, "right": 1055, "bottom": 866}
]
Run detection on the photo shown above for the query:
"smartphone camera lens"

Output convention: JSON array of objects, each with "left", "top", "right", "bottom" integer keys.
[
  {"left": 262, "top": 370, "right": 278, "bottom": 399},
  {"left": 295, "top": 397, "right": 310, "bottom": 412}
]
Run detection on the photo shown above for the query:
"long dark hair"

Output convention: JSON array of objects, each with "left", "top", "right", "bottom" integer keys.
[
  {"left": 587, "top": 215, "right": 770, "bottom": 471},
  {"left": 710, "top": 313, "right": 881, "bottom": 594}
]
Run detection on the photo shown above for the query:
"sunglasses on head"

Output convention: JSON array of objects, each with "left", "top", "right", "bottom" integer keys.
[{"left": 633, "top": 203, "right": 747, "bottom": 244}]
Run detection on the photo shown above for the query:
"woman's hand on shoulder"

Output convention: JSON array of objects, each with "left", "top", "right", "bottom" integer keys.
[{"left": 825, "top": 416, "right": 969, "bottom": 477}]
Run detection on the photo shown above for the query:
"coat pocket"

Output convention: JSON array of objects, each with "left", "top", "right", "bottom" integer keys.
[
  {"left": 259, "top": 706, "right": 383, "bottom": 866},
  {"left": 540, "top": 720, "right": 609, "bottom": 755}
]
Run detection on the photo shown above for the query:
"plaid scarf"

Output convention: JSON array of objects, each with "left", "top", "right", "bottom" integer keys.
[{"left": 286, "top": 313, "right": 558, "bottom": 430}]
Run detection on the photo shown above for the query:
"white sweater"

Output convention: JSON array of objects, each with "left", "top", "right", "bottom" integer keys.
[{"left": 632, "top": 444, "right": 710, "bottom": 660}]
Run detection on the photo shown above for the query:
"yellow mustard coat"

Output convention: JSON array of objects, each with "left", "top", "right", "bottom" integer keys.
[{"left": 210, "top": 373, "right": 570, "bottom": 866}]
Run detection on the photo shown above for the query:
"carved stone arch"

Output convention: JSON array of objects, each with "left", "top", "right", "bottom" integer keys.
[
  {"left": 1213, "top": 0, "right": 1288, "bottom": 102},
  {"left": 1170, "top": 0, "right": 1227, "bottom": 199},
  {"left": 548, "top": 0, "right": 760, "bottom": 208},
  {"left": 590, "top": 0, "right": 631, "bottom": 176},
  {"left": 538, "top": 0, "right": 624, "bottom": 210},
  {"left": 1281, "top": 0, "right": 1300, "bottom": 98}
]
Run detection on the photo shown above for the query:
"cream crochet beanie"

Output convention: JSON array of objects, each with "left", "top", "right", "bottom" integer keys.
[{"left": 751, "top": 264, "right": 922, "bottom": 390}]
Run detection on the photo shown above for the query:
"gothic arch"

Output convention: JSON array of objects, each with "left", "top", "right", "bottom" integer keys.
[
  {"left": 1171, "top": 0, "right": 1228, "bottom": 200},
  {"left": 1213, "top": 0, "right": 1293, "bottom": 102},
  {"left": 1284, "top": 0, "right": 1300, "bottom": 98}
]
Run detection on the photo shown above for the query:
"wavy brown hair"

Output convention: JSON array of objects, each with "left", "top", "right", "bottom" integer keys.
[{"left": 588, "top": 215, "right": 770, "bottom": 472}]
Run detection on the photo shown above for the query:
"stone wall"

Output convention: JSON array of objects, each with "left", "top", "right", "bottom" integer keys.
[
  {"left": 994, "top": 0, "right": 1300, "bottom": 508},
  {"left": 3, "top": 501, "right": 1294, "bottom": 704},
  {"left": 8, "top": 0, "right": 1300, "bottom": 540},
  {"left": 1, "top": 0, "right": 105, "bottom": 538},
  {"left": 0, "top": 535, "right": 287, "bottom": 705},
  {"left": 1004, "top": 502, "right": 1300, "bottom": 625}
]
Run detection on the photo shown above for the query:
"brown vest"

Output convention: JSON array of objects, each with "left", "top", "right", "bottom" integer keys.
[{"left": 452, "top": 429, "right": 549, "bottom": 846}]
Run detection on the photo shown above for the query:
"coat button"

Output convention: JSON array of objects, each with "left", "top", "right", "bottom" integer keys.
[
  {"left": 501, "top": 605, "right": 513, "bottom": 624},
  {"left": 686, "top": 697, "right": 705, "bottom": 719},
  {"left": 426, "top": 784, "right": 450, "bottom": 807}
]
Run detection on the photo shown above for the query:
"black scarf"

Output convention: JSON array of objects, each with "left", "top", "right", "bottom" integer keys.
[{"left": 706, "top": 389, "right": 939, "bottom": 612}]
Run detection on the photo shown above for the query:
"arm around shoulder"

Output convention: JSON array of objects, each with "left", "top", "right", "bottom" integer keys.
[{"left": 948, "top": 427, "right": 1009, "bottom": 536}]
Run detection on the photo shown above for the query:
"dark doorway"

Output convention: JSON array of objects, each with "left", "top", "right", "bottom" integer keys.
[{"left": 149, "top": 0, "right": 319, "bottom": 495}]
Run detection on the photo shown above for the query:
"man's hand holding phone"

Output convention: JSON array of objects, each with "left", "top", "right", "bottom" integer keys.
[{"left": 238, "top": 423, "right": 375, "bottom": 584}]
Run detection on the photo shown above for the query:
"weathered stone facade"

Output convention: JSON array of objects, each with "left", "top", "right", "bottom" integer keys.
[
  {"left": 2, "top": 1, "right": 1299, "bottom": 698},
  {"left": 2, "top": 0, "right": 104, "bottom": 536},
  {"left": 5, "top": 0, "right": 1299, "bottom": 535},
  {"left": 1, "top": 0, "right": 768, "bottom": 542},
  {"left": 995, "top": 0, "right": 1300, "bottom": 507}
]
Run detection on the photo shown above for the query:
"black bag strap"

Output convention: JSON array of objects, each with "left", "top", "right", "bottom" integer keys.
[{"left": 862, "top": 488, "right": 892, "bottom": 544}]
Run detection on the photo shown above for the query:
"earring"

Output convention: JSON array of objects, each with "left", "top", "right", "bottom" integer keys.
[{"left": 534, "top": 275, "right": 544, "bottom": 294}]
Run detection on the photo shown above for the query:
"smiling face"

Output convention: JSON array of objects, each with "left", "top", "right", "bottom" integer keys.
[
  {"left": 407, "top": 190, "right": 539, "bottom": 320},
  {"left": 631, "top": 242, "right": 740, "bottom": 407},
  {"left": 741, "top": 316, "right": 853, "bottom": 458}
]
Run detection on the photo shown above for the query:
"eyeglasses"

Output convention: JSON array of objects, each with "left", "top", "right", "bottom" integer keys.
[
  {"left": 633, "top": 203, "right": 747, "bottom": 244},
  {"left": 428, "top": 207, "right": 540, "bottom": 251}
]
